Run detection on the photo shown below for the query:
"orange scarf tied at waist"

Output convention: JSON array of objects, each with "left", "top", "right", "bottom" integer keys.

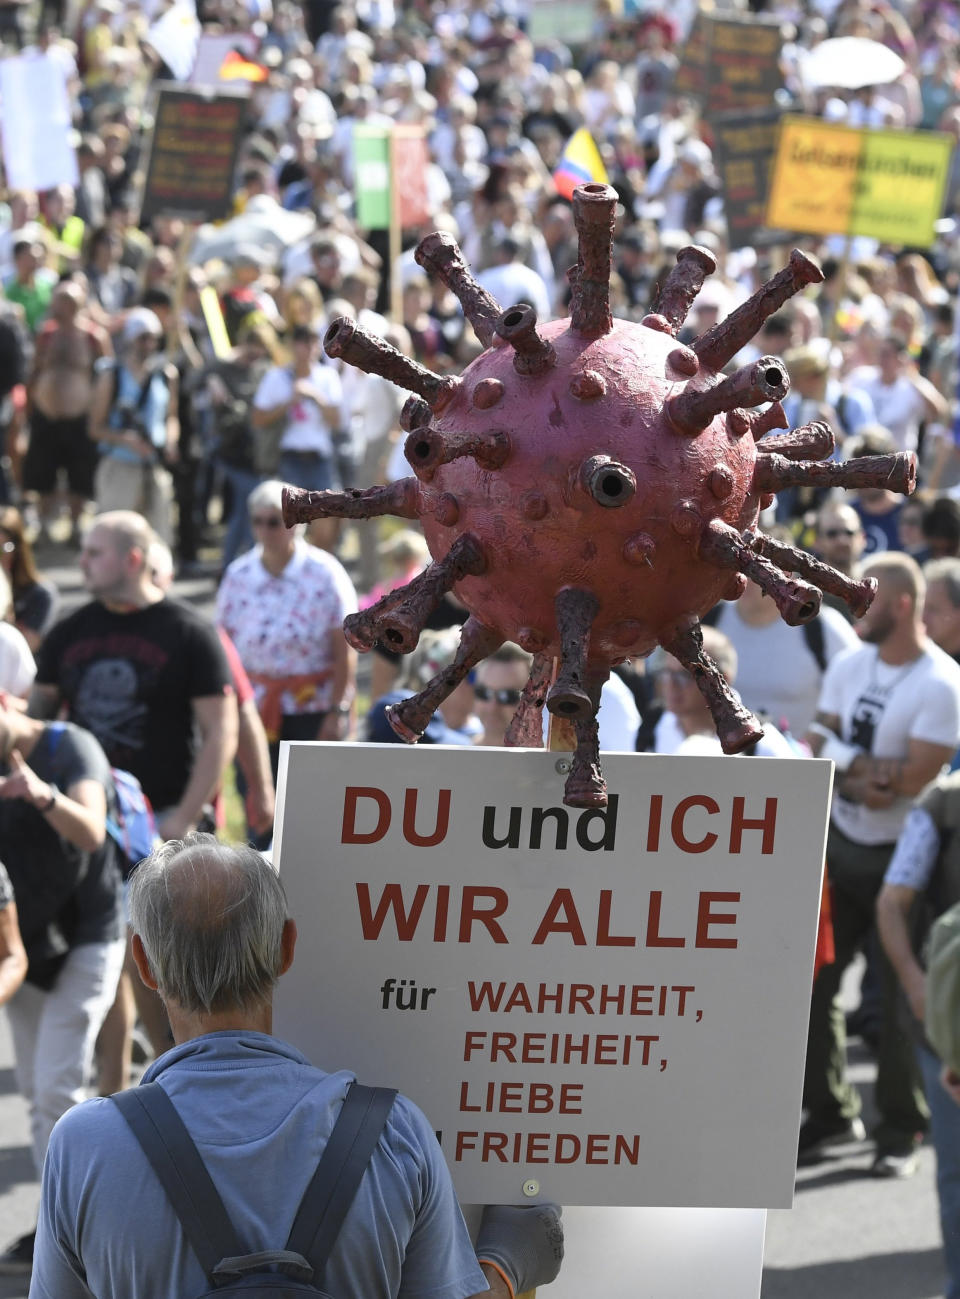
[{"left": 249, "top": 670, "right": 334, "bottom": 742}]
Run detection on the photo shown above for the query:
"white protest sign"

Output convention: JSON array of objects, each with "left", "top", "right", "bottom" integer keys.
[
  {"left": 0, "top": 55, "right": 78, "bottom": 192},
  {"left": 274, "top": 744, "right": 830, "bottom": 1208},
  {"left": 551, "top": 1206, "right": 766, "bottom": 1298}
]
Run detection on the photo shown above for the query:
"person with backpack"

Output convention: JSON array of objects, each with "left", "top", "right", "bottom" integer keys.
[
  {"left": 28, "top": 835, "right": 563, "bottom": 1299},
  {"left": 0, "top": 691, "right": 124, "bottom": 1278},
  {"left": 877, "top": 769, "right": 960, "bottom": 1297},
  {"left": 88, "top": 307, "right": 179, "bottom": 543},
  {"left": 708, "top": 565, "right": 860, "bottom": 738}
]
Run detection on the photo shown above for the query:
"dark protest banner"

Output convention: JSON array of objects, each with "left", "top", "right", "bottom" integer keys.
[
  {"left": 140, "top": 84, "right": 247, "bottom": 224},
  {"left": 274, "top": 743, "right": 830, "bottom": 1208},
  {"left": 711, "top": 110, "right": 788, "bottom": 250},
  {"left": 673, "top": 9, "right": 710, "bottom": 99},
  {"left": 675, "top": 13, "right": 784, "bottom": 115}
]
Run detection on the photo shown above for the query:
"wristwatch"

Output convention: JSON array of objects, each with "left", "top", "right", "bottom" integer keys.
[{"left": 39, "top": 784, "right": 58, "bottom": 813}]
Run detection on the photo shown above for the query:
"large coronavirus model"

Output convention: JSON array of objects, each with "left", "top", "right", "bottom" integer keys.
[{"left": 282, "top": 183, "right": 915, "bottom": 809}]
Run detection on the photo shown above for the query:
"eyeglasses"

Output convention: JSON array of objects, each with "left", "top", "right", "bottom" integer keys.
[
  {"left": 251, "top": 516, "right": 283, "bottom": 530},
  {"left": 822, "top": 529, "right": 857, "bottom": 539},
  {"left": 473, "top": 684, "right": 523, "bottom": 705}
]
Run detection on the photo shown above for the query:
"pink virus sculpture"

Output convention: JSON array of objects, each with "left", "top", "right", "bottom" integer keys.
[{"left": 282, "top": 183, "right": 915, "bottom": 809}]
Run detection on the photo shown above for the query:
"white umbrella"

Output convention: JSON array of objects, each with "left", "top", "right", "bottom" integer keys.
[
  {"left": 800, "top": 37, "right": 906, "bottom": 91},
  {"left": 805, "top": 37, "right": 909, "bottom": 91},
  {"left": 189, "top": 195, "right": 317, "bottom": 266}
]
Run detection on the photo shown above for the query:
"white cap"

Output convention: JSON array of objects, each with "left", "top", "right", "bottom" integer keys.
[{"left": 123, "top": 307, "right": 163, "bottom": 343}]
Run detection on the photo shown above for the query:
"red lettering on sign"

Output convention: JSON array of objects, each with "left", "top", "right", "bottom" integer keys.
[
  {"left": 696, "top": 891, "right": 740, "bottom": 948},
  {"left": 342, "top": 786, "right": 391, "bottom": 843},
  {"left": 402, "top": 787, "right": 451, "bottom": 847},
  {"left": 355, "top": 883, "right": 428, "bottom": 940},
  {"left": 531, "top": 889, "right": 588, "bottom": 945},
  {"left": 729, "top": 797, "right": 777, "bottom": 854},
  {"left": 671, "top": 795, "right": 720, "bottom": 853}
]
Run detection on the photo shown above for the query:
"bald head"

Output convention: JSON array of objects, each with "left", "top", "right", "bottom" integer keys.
[
  {"left": 130, "top": 836, "right": 289, "bottom": 1016},
  {"left": 94, "top": 510, "right": 157, "bottom": 560}
]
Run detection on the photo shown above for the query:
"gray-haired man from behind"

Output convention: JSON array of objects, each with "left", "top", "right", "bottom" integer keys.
[{"left": 29, "top": 836, "right": 562, "bottom": 1299}]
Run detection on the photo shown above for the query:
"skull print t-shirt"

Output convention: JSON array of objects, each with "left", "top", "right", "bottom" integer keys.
[
  {"left": 818, "top": 641, "right": 960, "bottom": 846},
  {"left": 36, "top": 598, "right": 231, "bottom": 812}
]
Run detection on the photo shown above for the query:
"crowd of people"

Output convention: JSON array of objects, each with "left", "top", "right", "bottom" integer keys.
[{"left": 0, "top": 0, "right": 957, "bottom": 1293}]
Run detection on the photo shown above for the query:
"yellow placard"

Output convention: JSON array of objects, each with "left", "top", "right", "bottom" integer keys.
[
  {"left": 199, "top": 284, "right": 232, "bottom": 360},
  {"left": 765, "top": 115, "right": 954, "bottom": 248}
]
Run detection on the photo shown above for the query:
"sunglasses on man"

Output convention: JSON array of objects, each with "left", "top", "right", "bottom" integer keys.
[{"left": 473, "top": 684, "right": 523, "bottom": 705}]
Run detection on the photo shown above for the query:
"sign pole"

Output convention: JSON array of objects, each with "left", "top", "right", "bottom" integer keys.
[
  {"left": 828, "top": 234, "right": 852, "bottom": 345},
  {"left": 389, "top": 127, "right": 403, "bottom": 326},
  {"left": 169, "top": 222, "right": 204, "bottom": 367}
]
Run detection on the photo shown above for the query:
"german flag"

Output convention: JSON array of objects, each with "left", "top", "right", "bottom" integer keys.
[{"left": 219, "top": 49, "right": 267, "bottom": 82}]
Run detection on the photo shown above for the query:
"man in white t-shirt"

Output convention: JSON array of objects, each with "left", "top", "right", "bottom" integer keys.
[
  {"left": 859, "top": 334, "right": 947, "bottom": 455},
  {"left": 651, "top": 626, "right": 796, "bottom": 758},
  {"left": 802, "top": 552, "right": 960, "bottom": 1176},
  {"left": 251, "top": 325, "right": 342, "bottom": 493},
  {"left": 711, "top": 576, "right": 859, "bottom": 737}
]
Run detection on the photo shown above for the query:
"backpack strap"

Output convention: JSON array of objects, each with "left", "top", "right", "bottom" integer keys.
[
  {"left": 112, "top": 1083, "right": 243, "bottom": 1280},
  {"left": 802, "top": 616, "right": 827, "bottom": 673},
  {"left": 286, "top": 1082, "right": 397, "bottom": 1275}
]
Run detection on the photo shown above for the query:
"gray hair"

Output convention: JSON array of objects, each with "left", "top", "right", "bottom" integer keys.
[
  {"left": 925, "top": 557, "right": 960, "bottom": 609},
  {"left": 247, "top": 479, "right": 286, "bottom": 518},
  {"left": 129, "top": 835, "right": 289, "bottom": 1016}
]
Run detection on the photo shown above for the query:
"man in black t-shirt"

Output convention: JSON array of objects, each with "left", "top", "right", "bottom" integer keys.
[
  {"left": 29, "top": 511, "right": 237, "bottom": 1096},
  {"left": 31, "top": 511, "right": 236, "bottom": 837}
]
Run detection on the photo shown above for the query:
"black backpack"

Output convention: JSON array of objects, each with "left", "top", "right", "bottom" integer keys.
[{"left": 112, "top": 1080, "right": 397, "bottom": 1297}]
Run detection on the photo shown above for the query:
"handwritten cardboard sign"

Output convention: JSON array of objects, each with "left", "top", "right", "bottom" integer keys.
[
  {"left": 712, "top": 110, "right": 787, "bottom": 250},
  {"left": 676, "top": 13, "right": 784, "bottom": 114},
  {"left": 140, "top": 84, "right": 248, "bottom": 224},
  {"left": 274, "top": 744, "right": 830, "bottom": 1207}
]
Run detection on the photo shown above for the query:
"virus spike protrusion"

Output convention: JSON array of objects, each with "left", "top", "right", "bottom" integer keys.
[
  {"left": 386, "top": 616, "right": 502, "bottom": 743},
  {"left": 399, "top": 396, "right": 431, "bottom": 432},
  {"left": 753, "top": 451, "right": 917, "bottom": 497},
  {"left": 546, "top": 587, "right": 601, "bottom": 721},
  {"left": 749, "top": 531, "right": 878, "bottom": 618},
  {"left": 652, "top": 245, "right": 718, "bottom": 336},
  {"left": 663, "top": 623, "right": 764, "bottom": 754},
  {"left": 564, "top": 672, "right": 608, "bottom": 808},
  {"left": 569, "top": 182, "right": 619, "bottom": 338},
  {"left": 495, "top": 304, "right": 557, "bottom": 376},
  {"left": 415, "top": 231, "right": 503, "bottom": 349},
  {"left": 748, "top": 401, "right": 788, "bottom": 440},
  {"left": 504, "top": 652, "right": 553, "bottom": 748},
  {"left": 344, "top": 532, "right": 487, "bottom": 653},
  {"left": 323, "top": 316, "right": 459, "bottom": 411},
  {"left": 281, "top": 479, "right": 421, "bottom": 527},
  {"left": 693, "top": 249, "right": 824, "bottom": 372},
  {"left": 667, "top": 356, "right": 790, "bottom": 436},
  {"left": 405, "top": 424, "right": 511, "bottom": 479},
  {"left": 699, "top": 518, "right": 822, "bottom": 625},
  {"left": 757, "top": 420, "right": 835, "bottom": 462},
  {"left": 579, "top": 455, "right": 637, "bottom": 508}
]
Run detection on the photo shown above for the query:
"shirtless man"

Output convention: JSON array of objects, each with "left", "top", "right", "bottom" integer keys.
[{"left": 23, "top": 281, "right": 110, "bottom": 541}]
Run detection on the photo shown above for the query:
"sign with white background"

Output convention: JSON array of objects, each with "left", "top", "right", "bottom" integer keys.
[{"left": 274, "top": 744, "right": 830, "bottom": 1208}]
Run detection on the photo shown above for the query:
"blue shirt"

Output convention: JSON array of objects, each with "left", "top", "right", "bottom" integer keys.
[{"left": 30, "top": 1031, "right": 488, "bottom": 1299}]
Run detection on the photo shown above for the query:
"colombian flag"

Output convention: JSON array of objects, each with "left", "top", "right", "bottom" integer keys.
[
  {"left": 553, "top": 128, "right": 609, "bottom": 200},
  {"left": 219, "top": 49, "right": 268, "bottom": 82}
]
